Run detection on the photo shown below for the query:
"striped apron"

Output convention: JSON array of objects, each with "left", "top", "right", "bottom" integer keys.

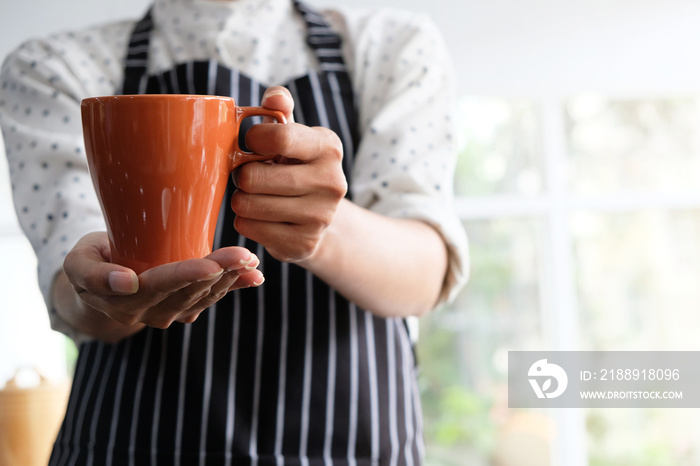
[{"left": 49, "top": 2, "right": 424, "bottom": 465}]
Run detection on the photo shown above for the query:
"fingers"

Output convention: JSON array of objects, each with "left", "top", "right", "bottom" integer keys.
[
  {"left": 245, "top": 123, "right": 342, "bottom": 161},
  {"left": 240, "top": 125, "right": 346, "bottom": 201},
  {"left": 233, "top": 218, "right": 324, "bottom": 263},
  {"left": 261, "top": 86, "right": 295, "bottom": 123},
  {"left": 142, "top": 272, "right": 225, "bottom": 328},
  {"left": 64, "top": 232, "right": 264, "bottom": 329},
  {"left": 233, "top": 161, "right": 340, "bottom": 197},
  {"left": 147, "top": 259, "right": 264, "bottom": 328},
  {"left": 136, "top": 258, "right": 224, "bottom": 305},
  {"left": 161, "top": 268, "right": 264, "bottom": 326},
  {"left": 204, "top": 247, "right": 258, "bottom": 273},
  {"left": 231, "top": 190, "right": 337, "bottom": 226},
  {"left": 134, "top": 250, "right": 264, "bottom": 327}
]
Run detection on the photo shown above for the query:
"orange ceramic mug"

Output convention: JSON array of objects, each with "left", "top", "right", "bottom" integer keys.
[{"left": 81, "top": 94, "right": 286, "bottom": 274}]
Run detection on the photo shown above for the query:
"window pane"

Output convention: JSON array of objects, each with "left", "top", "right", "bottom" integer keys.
[
  {"left": 566, "top": 96, "right": 700, "bottom": 195},
  {"left": 573, "top": 209, "right": 700, "bottom": 464},
  {"left": 455, "top": 97, "right": 544, "bottom": 197},
  {"left": 573, "top": 209, "right": 700, "bottom": 349},
  {"left": 587, "top": 408, "right": 700, "bottom": 466},
  {"left": 419, "top": 217, "right": 548, "bottom": 465}
]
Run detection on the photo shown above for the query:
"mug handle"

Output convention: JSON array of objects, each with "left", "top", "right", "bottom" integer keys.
[{"left": 231, "top": 106, "right": 287, "bottom": 170}]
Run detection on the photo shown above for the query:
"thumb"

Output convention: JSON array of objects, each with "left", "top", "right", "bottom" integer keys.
[
  {"left": 261, "top": 86, "right": 295, "bottom": 123},
  {"left": 64, "top": 232, "right": 140, "bottom": 296}
]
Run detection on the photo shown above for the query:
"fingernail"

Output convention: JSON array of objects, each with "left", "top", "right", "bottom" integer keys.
[
  {"left": 232, "top": 169, "right": 240, "bottom": 188},
  {"left": 262, "top": 89, "right": 286, "bottom": 104},
  {"left": 253, "top": 276, "right": 265, "bottom": 286},
  {"left": 199, "top": 268, "right": 224, "bottom": 282},
  {"left": 109, "top": 271, "right": 139, "bottom": 294},
  {"left": 236, "top": 254, "right": 258, "bottom": 271},
  {"left": 241, "top": 256, "right": 259, "bottom": 272}
]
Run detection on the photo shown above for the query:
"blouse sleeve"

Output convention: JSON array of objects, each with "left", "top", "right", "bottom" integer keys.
[
  {"left": 330, "top": 8, "right": 470, "bottom": 306},
  {"left": 0, "top": 25, "right": 129, "bottom": 342}
]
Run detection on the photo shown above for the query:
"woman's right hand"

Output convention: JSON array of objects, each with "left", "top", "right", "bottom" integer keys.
[{"left": 54, "top": 231, "right": 264, "bottom": 343}]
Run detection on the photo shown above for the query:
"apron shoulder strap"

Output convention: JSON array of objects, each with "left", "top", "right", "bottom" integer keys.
[
  {"left": 120, "top": 8, "right": 154, "bottom": 95},
  {"left": 293, "top": 1, "right": 347, "bottom": 73}
]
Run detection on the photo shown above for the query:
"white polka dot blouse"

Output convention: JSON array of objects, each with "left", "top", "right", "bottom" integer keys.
[{"left": 0, "top": 0, "right": 468, "bottom": 336}]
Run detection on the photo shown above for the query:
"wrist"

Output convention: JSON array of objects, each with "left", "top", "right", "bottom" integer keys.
[{"left": 294, "top": 199, "right": 348, "bottom": 275}]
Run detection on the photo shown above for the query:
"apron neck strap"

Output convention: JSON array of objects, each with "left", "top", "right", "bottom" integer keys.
[{"left": 120, "top": 1, "right": 347, "bottom": 94}]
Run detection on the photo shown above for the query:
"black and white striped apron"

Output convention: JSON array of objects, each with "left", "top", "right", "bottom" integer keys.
[{"left": 50, "top": 2, "right": 424, "bottom": 465}]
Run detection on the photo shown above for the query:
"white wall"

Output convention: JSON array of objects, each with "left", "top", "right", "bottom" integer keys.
[
  {"left": 2, "top": 0, "right": 700, "bottom": 383},
  {"left": 3, "top": 0, "right": 700, "bottom": 95},
  {"left": 0, "top": 0, "right": 151, "bottom": 61}
]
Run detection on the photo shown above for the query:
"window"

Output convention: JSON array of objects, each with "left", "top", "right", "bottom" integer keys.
[{"left": 418, "top": 95, "right": 700, "bottom": 465}]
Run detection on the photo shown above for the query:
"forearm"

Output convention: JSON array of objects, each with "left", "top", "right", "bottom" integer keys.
[
  {"left": 300, "top": 199, "right": 449, "bottom": 318},
  {"left": 52, "top": 271, "right": 146, "bottom": 344}
]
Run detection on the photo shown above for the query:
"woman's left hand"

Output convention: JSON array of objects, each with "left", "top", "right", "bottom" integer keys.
[{"left": 231, "top": 86, "right": 348, "bottom": 263}]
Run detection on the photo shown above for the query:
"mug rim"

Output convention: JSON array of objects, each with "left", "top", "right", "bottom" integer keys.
[{"left": 81, "top": 94, "right": 236, "bottom": 104}]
